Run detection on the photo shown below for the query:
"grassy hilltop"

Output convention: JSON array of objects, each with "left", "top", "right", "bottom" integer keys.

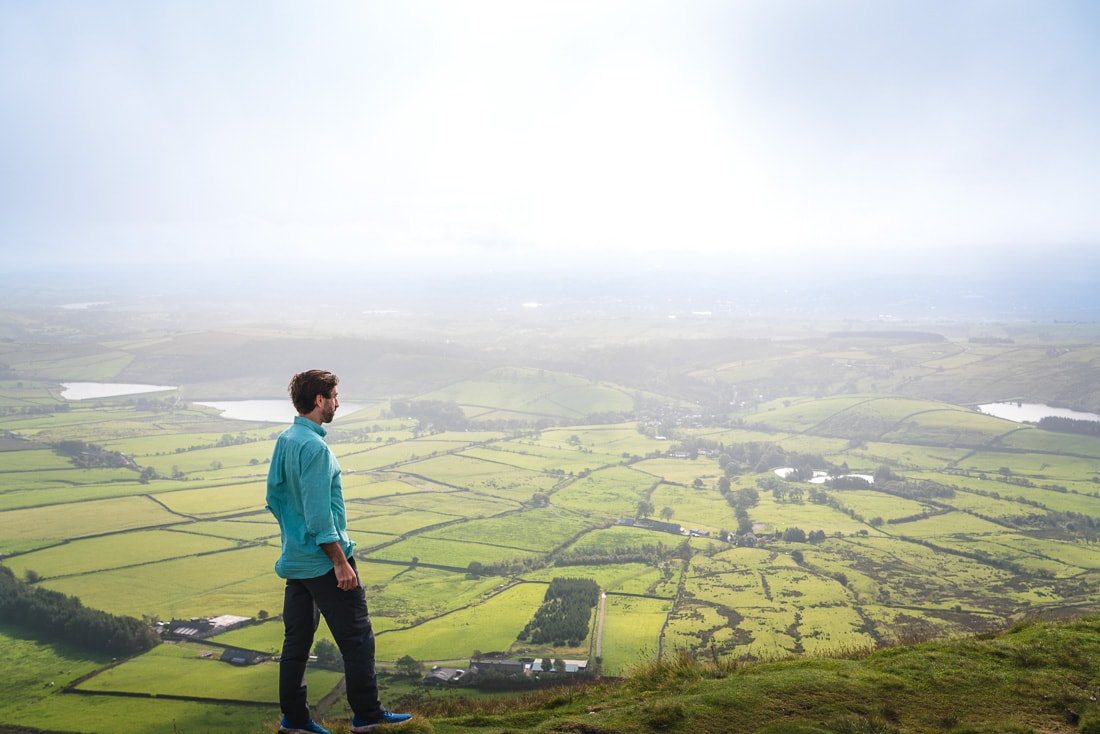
[
  {"left": 2, "top": 307, "right": 1100, "bottom": 733},
  {"left": 296, "top": 614, "right": 1100, "bottom": 734}
]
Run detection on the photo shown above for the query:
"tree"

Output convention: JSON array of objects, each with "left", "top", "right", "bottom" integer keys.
[
  {"left": 660, "top": 506, "right": 674, "bottom": 521},
  {"left": 396, "top": 654, "right": 423, "bottom": 677},
  {"left": 677, "top": 539, "right": 693, "bottom": 561},
  {"left": 873, "top": 465, "right": 895, "bottom": 485},
  {"left": 782, "top": 527, "right": 806, "bottom": 543},
  {"left": 313, "top": 639, "right": 341, "bottom": 670},
  {"left": 636, "top": 500, "right": 654, "bottom": 519}
]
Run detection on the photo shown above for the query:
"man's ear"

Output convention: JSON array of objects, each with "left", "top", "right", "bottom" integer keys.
[{"left": 315, "top": 393, "right": 326, "bottom": 410}]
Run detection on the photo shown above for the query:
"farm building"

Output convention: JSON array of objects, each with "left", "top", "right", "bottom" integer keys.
[
  {"left": 618, "top": 517, "right": 682, "bottom": 535},
  {"left": 220, "top": 648, "right": 266, "bottom": 666},
  {"left": 469, "top": 659, "right": 526, "bottom": 676},
  {"left": 161, "top": 614, "right": 251, "bottom": 640},
  {"left": 529, "top": 658, "right": 588, "bottom": 674},
  {"left": 423, "top": 666, "right": 468, "bottom": 685}
]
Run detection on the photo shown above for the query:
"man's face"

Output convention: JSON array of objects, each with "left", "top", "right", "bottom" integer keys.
[{"left": 318, "top": 389, "right": 339, "bottom": 424}]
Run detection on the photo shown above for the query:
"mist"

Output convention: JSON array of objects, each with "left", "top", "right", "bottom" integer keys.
[{"left": 3, "top": 0, "right": 1099, "bottom": 299}]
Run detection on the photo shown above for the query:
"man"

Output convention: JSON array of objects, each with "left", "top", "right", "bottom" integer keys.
[{"left": 266, "top": 370, "right": 412, "bottom": 734}]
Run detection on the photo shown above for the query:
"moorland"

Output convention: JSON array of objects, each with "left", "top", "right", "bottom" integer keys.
[{"left": 2, "top": 291, "right": 1100, "bottom": 734}]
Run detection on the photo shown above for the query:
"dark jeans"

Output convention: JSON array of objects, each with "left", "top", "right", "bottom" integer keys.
[{"left": 279, "top": 557, "right": 383, "bottom": 723}]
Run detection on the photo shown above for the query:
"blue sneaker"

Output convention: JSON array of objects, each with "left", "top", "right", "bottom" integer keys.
[
  {"left": 279, "top": 716, "right": 331, "bottom": 734},
  {"left": 351, "top": 710, "right": 413, "bottom": 731}
]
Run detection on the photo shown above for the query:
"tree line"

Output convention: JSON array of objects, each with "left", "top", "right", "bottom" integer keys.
[
  {"left": 53, "top": 440, "right": 136, "bottom": 470},
  {"left": 0, "top": 566, "right": 159, "bottom": 657},
  {"left": 554, "top": 541, "right": 682, "bottom": 567},
  {"left": 1038, "top": 416, "right": 1100, "bottom": 437},
  {"left": 390, "top": 399, "right": 469, "bottom": 432}
]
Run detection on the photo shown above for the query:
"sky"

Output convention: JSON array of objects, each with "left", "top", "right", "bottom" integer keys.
[{"left": 2, "top": 0, "right": 1099, "bottom": 277}]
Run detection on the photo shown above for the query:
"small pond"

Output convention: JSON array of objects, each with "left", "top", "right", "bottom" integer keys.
[{"left": 774, "top": 468, "right": 875, "bottom": 485}]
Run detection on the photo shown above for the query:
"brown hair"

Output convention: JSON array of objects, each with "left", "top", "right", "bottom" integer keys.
[{"left": 288, "top": 370, "right": 339, "bottom": 415}]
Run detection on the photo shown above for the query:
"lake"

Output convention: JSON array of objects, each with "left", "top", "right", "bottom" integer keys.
[
  {"left": 977, "top": 402, "right": 1100, "bottom": 424},
  {"left": 58, "top": 384, "right": 366, "bottom": 423},
  {"left": 61, "top": 382, "right": 178, "bottom": 400},
  {"left": 196, "top": 400, "right": 367, "bottom": 423}
]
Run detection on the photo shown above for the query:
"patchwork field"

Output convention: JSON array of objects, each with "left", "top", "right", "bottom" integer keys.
[{"left": 3, "top": 324, "right": 1100, "bottom": 732}]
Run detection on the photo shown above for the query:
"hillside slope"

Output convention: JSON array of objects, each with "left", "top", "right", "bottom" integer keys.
[{"left": 306, "top": 615, "right": 1100, "bottom": 734}]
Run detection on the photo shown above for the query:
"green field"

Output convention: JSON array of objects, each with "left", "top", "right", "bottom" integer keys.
[
  {"left": 75, "top": 640, "right": 342, "bottom": 703},
  {"left": 4, "top": 321, "right": 1100, "bottom": 731},
  {"left": 601, "top": 594, "right": 672, "bottom": 675},
  {"left": 375, "top": 582, "right": 549, "bottom": 661}
]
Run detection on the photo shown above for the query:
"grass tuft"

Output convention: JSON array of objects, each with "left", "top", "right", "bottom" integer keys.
[{"left": 641, "top": 699, "right": 685, "bottom": 730}]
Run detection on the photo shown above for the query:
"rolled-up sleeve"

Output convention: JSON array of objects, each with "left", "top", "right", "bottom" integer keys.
[{"left": 300, "top": 442, "right": 340, "bottom": 546}]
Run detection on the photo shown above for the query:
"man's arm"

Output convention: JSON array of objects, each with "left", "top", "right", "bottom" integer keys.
[{"left": 321, "top": 542, "right": 359, "bottom": 590}]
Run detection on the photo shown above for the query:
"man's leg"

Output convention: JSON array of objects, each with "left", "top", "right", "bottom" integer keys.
[
  {"left": 280, "top": 578, "right": 320, "bottom": 723},
  {"left": 303, "top": 559, "right": 383, "bottom": 719}
]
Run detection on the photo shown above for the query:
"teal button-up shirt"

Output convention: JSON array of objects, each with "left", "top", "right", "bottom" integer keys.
[{"left": 266, "top": 415, "right": 355, "bottom": 579}]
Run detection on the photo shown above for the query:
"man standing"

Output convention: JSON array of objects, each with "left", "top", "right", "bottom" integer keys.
[{"left": 266, "top": 370, "right": 412, "bottom": 734}]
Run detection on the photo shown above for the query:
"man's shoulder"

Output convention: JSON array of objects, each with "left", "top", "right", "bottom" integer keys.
[{"left": 280, "top": 421, "right": 329, "bottom": 451}]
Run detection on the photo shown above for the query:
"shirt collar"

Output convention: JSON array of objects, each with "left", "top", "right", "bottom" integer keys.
[{"left": 293, "top": 414, "right": 327, "bottom": 437}]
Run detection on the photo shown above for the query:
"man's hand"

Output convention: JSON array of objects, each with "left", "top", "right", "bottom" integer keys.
[
  {"left": 321, "top": 542, "right": 360, "bottom": 591},
  {"left": 333, "top": 557, "right": 359, "bottom": 590}
]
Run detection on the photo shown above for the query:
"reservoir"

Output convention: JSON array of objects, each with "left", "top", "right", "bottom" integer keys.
[
  {"left": 197, "top": 399, "right": 367, "bottom": 423},
  {"left": 59, "top": 384, "right": 366, "bottom": 423},
  {"left": 61, "top": 382, "right": 178, "bottom": 400},
  {"left": 977, "top": 402, "right": 1100, "bottom": 424}
]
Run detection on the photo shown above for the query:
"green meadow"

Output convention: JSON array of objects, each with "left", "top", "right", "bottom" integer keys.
[
  {"left": 601, "top": 594, "right": 672, "bottom": 675},
  {"left": 1, "top": 528, "right": 237, "bottom": 579},
  {"left": 3, "top": 322, "right": 1100, "bottom": 731},
  {"left": 551, "top": 465, "right": 656, "bottom": 516},
  {"left": 374, "top": 582, "right": 549, "bottom": 661},
  {"left": 75, "top": 640, "right": 342, "bottom": 703}
]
